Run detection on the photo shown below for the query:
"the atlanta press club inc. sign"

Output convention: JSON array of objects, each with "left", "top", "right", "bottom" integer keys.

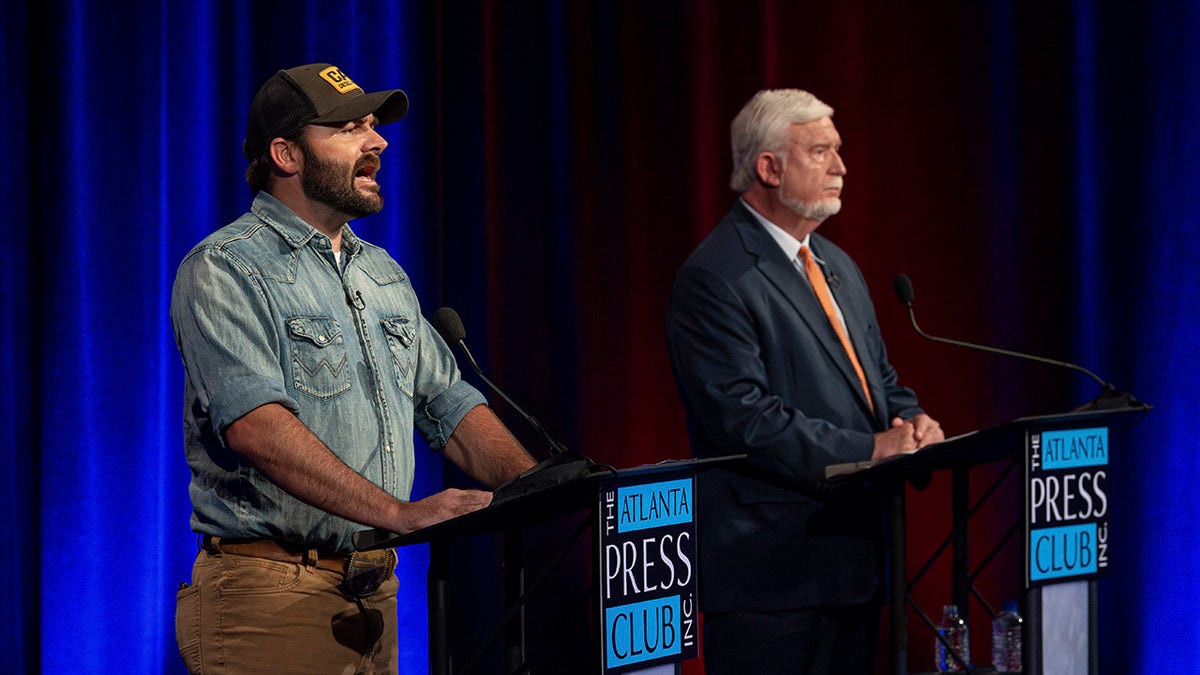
[
  {"left": 1026, "top": 426, "right": 1110, "bottom": 586},
  {"left": 598, "top": 476, "right": 699, "bottom": 673}
]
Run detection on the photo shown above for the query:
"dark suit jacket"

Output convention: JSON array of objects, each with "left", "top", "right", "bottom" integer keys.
[{"left": 665, "top": 201, "right": 923, "bottom": 612}]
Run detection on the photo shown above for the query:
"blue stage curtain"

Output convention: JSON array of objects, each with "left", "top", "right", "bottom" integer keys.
[
  {"left": 2, "top": 1, "right": 1197, "bottom": 673},
  {"left": 1104, "top": 3, "right": 1200, "bottom": 671}
]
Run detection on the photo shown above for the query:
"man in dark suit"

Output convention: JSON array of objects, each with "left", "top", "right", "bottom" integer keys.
[{"left": 666, "top": 89, "right": 943, "bottom": 673}]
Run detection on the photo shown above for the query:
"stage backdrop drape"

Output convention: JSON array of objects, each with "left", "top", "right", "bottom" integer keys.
[{"left": 3, "top": 1, "right": 1196, "bottom": 673}]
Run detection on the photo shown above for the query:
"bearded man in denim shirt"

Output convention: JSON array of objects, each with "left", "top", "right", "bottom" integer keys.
[{"left": 170, "top": 63, "right": 536, "bottom": 674}]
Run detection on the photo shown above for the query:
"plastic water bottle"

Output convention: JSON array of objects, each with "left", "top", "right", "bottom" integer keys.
[
  {"left": 991, "top": 600, "right": 1023, "bottom": 672},
  {"left": 934, "top": 604, "right": 970, "bottom": 672}
]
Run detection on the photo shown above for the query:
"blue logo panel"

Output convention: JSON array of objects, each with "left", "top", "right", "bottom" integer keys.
[
  {"left": 1041, "top": 427, "right": 1108, "bottom": 470},
  {"left": 605, "top": 596, "right": 682, "bottom": 668},
  {"left": 616, "top": 478, "right": 692, "bottom": 532},
  {"left": 1030, "top": 523, "right": 1098, "bottom": 581}
]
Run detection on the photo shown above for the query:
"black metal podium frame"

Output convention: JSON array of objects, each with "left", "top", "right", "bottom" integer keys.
[
  {"left": 824, "top": 405, "right": 1147, "bottom": 675},
  {"left": 353, "top": 455, "right": 741, "bottom": 675}
]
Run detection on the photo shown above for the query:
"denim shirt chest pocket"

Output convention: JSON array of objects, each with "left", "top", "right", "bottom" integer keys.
[
  {"left": 380, "top": 316, "right": 416, "bottom": 399},
  {"left": 286, "top": 316, "right": 352, "bottom": 400}
]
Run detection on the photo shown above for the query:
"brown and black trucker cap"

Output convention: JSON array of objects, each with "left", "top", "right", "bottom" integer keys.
[{"left": 243, "top": 63, "right": 409, "bottom": 160}]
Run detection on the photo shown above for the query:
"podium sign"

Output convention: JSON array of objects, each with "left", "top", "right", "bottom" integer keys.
[
  {"left": 822, "top": 403, "right": 1146, "bottom": 675},
  {"left": 597, "top": 475, "right": 699, "bottom": 673},
  {"left": 1025, "top": 425, "right": 1111, "bottom": 586}
]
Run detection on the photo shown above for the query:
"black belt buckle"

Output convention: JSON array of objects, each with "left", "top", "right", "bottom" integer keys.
[{"left": 342, "top": 549, "right": 397, "bottom": 598}]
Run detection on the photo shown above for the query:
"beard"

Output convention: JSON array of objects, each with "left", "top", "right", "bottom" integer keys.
[
  {"left": 779, "top": 174, "right": 843, "bottom": 222},
  {"left": 299, "top": 141, "right": 383, "bottom": 219},
  {"left": 780, "top": 191, "right": 841, "bottom": 222}
]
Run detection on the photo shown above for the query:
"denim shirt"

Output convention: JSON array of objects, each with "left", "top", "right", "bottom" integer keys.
[{"left": 171, "top": 192, "right": 486, "bottom": 553}]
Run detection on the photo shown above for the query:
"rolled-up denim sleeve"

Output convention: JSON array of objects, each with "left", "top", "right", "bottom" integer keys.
[
  {"left": 411, "top": 317, "right": 487, "bottom": 448},
  {"left": 171, "top": 247, "right": 298, "bottom": 445},
  {"left": 418, "top": 379, "right": 488, "bottom": 449}
]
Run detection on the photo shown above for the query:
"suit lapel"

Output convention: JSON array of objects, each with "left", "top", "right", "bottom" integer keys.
[{"left": 731, "top": 209, "right": 879, "bottom": 421}]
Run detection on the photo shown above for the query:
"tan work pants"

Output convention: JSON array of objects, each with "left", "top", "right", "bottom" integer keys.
[{"left": 175, "top": 550, "right": 400, "bottom": 674}]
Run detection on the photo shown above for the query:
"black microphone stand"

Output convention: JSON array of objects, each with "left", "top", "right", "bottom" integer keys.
[
  {"left": 448, "top": 335, "right": 600, "bottom": 503},
  {"left": 892, "top": 274, "right": 1150, "bottom": 413}
]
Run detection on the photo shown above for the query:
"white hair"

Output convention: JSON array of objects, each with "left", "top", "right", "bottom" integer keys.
[{"left": 729, "top": 89, "right": 834, "bottom": 192}]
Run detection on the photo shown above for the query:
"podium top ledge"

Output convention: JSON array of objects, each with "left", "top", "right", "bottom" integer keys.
[
  {"left": 823, "top": 404, "right": 1148, "bottom": 483},
  {"left": 352, "top": 454, "right": 747, "bottom": 551}
]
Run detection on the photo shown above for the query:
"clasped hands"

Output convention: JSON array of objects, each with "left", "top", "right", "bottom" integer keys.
[{"left": 872, "top": 413, "right": 943, "bottom": 461}]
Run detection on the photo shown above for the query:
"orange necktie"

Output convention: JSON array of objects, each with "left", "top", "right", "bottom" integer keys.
[{"left": 799, "top": 245, "right": 874, "bottom": 412}]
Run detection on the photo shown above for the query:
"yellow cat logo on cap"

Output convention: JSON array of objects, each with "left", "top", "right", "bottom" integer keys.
[{"left": 319, "top": 67, "right": 362, "bottom": 95}]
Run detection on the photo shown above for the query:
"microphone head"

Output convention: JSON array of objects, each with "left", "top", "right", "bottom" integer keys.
[
  {"left": 893, "top": 274, "right": 915, "bottom": 307},
  {"left": 432, "top": 307, "right": 467, "bottom": 344}
]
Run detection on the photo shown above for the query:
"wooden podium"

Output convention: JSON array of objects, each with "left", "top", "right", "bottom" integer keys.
[
  {"left": 825, "top": 403, "right": 1149, "bottom": 674},
  {"left": 354, "top": 454, "right": 741, "bottom": 674}
]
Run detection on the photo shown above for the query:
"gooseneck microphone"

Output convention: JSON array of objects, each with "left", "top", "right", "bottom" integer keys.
[
  {"left": 432, "top": 307, "right": 601, "bottom": 502},
  {"left": 892, "top": 274, "right": 1149, "bottom": 411},
  {"left": 432, "top": 307, "right": 568, "bottom": 456}
]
